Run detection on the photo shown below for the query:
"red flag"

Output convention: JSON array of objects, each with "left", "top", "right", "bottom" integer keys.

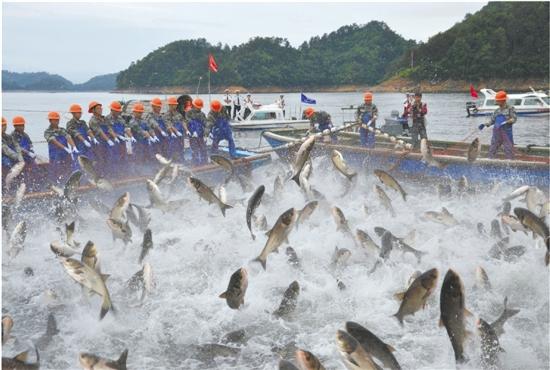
[
  {"left": 469, "top": 84, "right": 478, "bottom": 99},
  {"left": 208, "top": 54, "right": 218, "bottom": 73}
]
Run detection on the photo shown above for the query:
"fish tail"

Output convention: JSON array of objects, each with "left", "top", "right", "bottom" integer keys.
[
  {"left": 100, "top": 295, "right": 113, "bottom": 320},
  {"left": 392, "top": 312, "right": 404, "bottom": 326},
  {"left": 402, "top": 192, "right": 407, "bottom": 202},
  {"left": 117, "top": 349, "right": 129, "bottom": 369},
  {"left": 46, "top": 313, "right": 59, "bottom": 336},
  {"left": 546, "top": 250, "right": 549, "bottom": 266},
  {"left": 252, "top": 256, "right": 267, "bottom": 270},
  {"left": 349, "top": 173, "right": 357, "bottom": 181},
  {"left": 291, "top": 173, "right": 301, "bottom": 185},
  {"left": 221, "top": 203, "right": 233, "bottom": 217},
  {"left": 502, "top": 296, "right": 520, "bottom": 321},
  {"left": 251, "top": 232, "right": 256, "bottom": 241}
]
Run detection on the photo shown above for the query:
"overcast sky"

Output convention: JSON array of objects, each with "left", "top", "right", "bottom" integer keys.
[{"left": 2, "top": 2, "right": 486, "bottom": 83}]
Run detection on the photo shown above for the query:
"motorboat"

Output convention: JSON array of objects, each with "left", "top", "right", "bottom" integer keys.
[
  {"left": 230, "top": 104, "right": 310, "bottom": 136},
  {"left": 466, "top": 88, "right": 550, "bottom": 117}
]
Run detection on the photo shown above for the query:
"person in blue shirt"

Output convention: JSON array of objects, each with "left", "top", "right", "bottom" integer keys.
[
  {"left": 206, "top": 100, "right": 237, "bottom": 158},
  {"left": 479, "top": 90, "right": 517, "bottom": 160}
]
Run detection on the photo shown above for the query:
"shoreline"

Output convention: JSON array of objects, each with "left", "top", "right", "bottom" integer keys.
[{"left": 4, "top": 77, "right": 548, "bottom": 94}]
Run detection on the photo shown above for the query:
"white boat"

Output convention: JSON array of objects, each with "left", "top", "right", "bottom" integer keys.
[
  {"left": 230, "top": 103, "right": 310, "bottom": 135},
  {"left": 466, "top": 88, "right": 550, "bottom": 117}
]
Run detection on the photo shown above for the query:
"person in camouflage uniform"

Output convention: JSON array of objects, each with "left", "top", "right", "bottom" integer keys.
[
  {"left": 44, "top": 112, "right": 77, "bottom": 184},
  {"left": 206, "top": 100, "right": 237, "bottom": 158},
  {"left": 163, "top": 97, "right": 185, "bottom": 162},
  {"left": 356, "top": 92, "right": 378, "bottom": 148},
  {"left": 88, "top": 101, "right": 119, "bottom": 176},
  {"left": 11, "top": 116, "right": 38, "bottom": 190},
  {"left": 146, "top": 98, "right": 169, "bottom": 157},
  {"left": 129, "top": 103, "right": 157, "bottom": 165},
  {"left": 479, "top": 90, "right": 517, "bottom": 160},
  {"left": 304, "top": 107, "right": 337, "bottom": 143},
  {"left": 105, "top": 101, "right": 134, "bottom": 176},
  {"left": 409, "top": 91, "right": 428, "bottom": 149},
  {"left": 185, "top": 98, "right": 208, "bottom": 166},
  {"left": 2, "top": 117, "right": 23, "bottom": 191},
  {"left": 66, "top": 104, "right": 97, "bottom": 159}
]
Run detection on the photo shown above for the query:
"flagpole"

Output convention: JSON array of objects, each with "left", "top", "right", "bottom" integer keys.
[{"left": 208, "top": 69, "right": 211, "bottom": 104}]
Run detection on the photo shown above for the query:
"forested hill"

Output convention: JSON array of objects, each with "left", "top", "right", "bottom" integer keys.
[
  {"left": 387, "top": 2, "right": 549, "bottom": 83},
  {"left": 116, "top": 21, "right": 415, "bottom": 90},
  {"left": 2, "top": 71, "right": 118, "bottom": 91}
]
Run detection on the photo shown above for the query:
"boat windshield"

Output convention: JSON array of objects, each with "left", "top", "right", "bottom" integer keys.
[
  {"left": 251, "top": 112, "right": 277, "bottom": 120},
  {"left": 523, "top": 97, "right": 546, "bottom": 106}
]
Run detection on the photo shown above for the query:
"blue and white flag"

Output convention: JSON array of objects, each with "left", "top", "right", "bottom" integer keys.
[{"left": 301, "top": 93, "right": 316, "bottom": 105}]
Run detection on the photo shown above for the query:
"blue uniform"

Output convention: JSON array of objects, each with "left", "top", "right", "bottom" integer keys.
[
  {"left": 146, "top": 112, "right": 168, "bottom": 157},
  {"left": 163, "top": 110, "right": 185, "bottom": 162},
  {"left": 207, "top": 109, "right": 237, "bottom": 158},
  {"left": 487, "top": 104, "right": 517, "bottom": 159},
  {"left": 66, "top": 118, "right": 94, "bottom": 159},
  {"left": 356, "top": 103, "right": 378, "bottom": 148},
  {"left": 129, "top": 117, "right": 154, "bottom": 166},
  {"left": 309, "top": 111, "right": 337, "bottom": 143},
  {"left": 89, "top": 115, "right": 114, "bottom": 176},
  {"left": 105, "top": 113, "right": 130, "bottom": 176},
  {"left": 185, "top": 108, "right": 208, "bottom": 166},
  {"left": 44, "top": 126, "right": 72, "bottom": 185}
]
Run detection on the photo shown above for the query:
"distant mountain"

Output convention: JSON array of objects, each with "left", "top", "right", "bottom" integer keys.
[
  {"left": 74, "top": 73, "right": 118, "bottom": 91},
  {"left": 387, "top": 2, "right": 549, "bottom": 82},
  {"left": 116, "top": 21, "right": 415, "bottom": 89},
  {"left": 2, "top": 70, "right": 73, "bottom": 91},
  {"left": 2, "top": 70, "right": 118, "bottom": 91}
]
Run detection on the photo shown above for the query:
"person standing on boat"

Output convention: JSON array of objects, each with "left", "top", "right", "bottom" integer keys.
[
  {"left": 401, "top": 93, "right": 412, "bottom": 136},
  {"left": 207, "top": 100, "right": 237, "bottom": 158},
  {"left": 356, "top": 92, "right": 378, "bottom": 148},
  {"left": 410, "top": 91, "right": 428, "bottom": 149},
  {"left": 233, "top": 90, "right": 242, "bottom": 120},
  {"left": 129, "top": 103, "right": 156, "bottom": 167},
  {"left": 146, "top": 98, "right": 169, "bottom": 157},
  {"left": 243, "top": 93, "right": 254, "bottom": 120},
  {"left": 66, "top": 104, "right": 97, "bottom": 160},
  {"left": 184, "top": 98, "right": 208, "bottom": 166},
  {"left": 304, "top": 107, "right": 337, "bottom": 143},
  {"left": 276, "top": 94, "right": 286, "bottom": 117},
  {"left": 11, "top": 116, "right": 38, "bottom": 190},
  {"left": 479, "top": 90, "right": 517, "bottom": 160},
  {"left": 44, "top": 111, "right": 77, "bottom": 185},
  {"left": 88, "top": 101, "right": 117, "bottom": 177},
  {"left": 223, "top": 89, "right": 233, "bottom": 119},
  {"left": 163, "top": 97, "right": 185, "bottom": 162},
  {"left": 105, "top": 101, "right": 134, "bottom": 177}
]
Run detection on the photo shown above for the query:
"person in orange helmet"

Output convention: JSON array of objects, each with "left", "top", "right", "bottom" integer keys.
[
  {"left": 2, "top": 116, "right": 23, "bottom": 175},
  {"left": 128, "top": 102, "right": 156, "bottom": 165},
  {"left": 163, "top": 97, "right": 185, "bottom": 161},
  {"left": 146, "top": 98, "right": 169, "bottom": 156},
  {"left": 479, "top": 90, "right": 517, "bottom": 159},
  {"left": 88, "top": 101, "right": 119, "bottom": 176},
  {"left": 105, "top": 101, "right": 134, "bottom": 176},
  {"left": 207, "top": 100, "right": 237, "bottom": 158},
  {"left": 356, "top": 92, "right": 378, "bottom": 148},
  {"left": 410, "top": 91, "right": 428, "bottom": 149},
  {"left": 11, "top": 116, "right": 36, "bottom": 163},
  {"left": 304, "top": 107, "right": 336, "bottom": 143},
  {"left": 66, "top": 103, "right": 97, "bottom": 159},
  {"left": 44, "top": 111, "right": 77, "bottom": 184},
  {"left": 184, "top": 98, "right": 208, "bottom": 165}
]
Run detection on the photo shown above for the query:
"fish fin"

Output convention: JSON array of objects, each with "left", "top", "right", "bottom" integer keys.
[
  {"left": 546, "top": 250, "right": 549, "bottom": 266},
  {"left": 349, "top": 173, "right": 357, "bottom": 181},
  {"left": 251, "top": 233, "right": 256, "bottom": 241},
  {"left": 438, "top": 318, "right": 443, "bottom": 328},
  {"left": 499, "top": 347, "right": 506, "bottom": 353},
  {"left": 265, "top": 229, "right": 272, "bottom": 237},
  {"left": 402, "top": 192, "right": 407, "bottom": 202},
  {"left": 392, "top": 313, "right": 404, "bottom": 326},
  {"left": 252, "top": 257, "right": 267, "bottom": 270},
  {"left": 99, "top": 296, "right": 112, "bottom": 320},
  {"left": 219, "top": 292, "right": 227, "bottom": 299},
  {"left": 14, "top": 350, "right": 29, "bottom": 362},
  {"left": 101, "top": 274, "right": 110, "bottom": 282},
  {"left": 386, "top": 344, "right": 396, "bottom": 352},
  {"left": 46, "top": 313, "right": 59, "bottom": 336},
  {"left": 464, "top": 308, "right": 474, "bottom": 317},
  {"left": 220, "top": 203, "right": 233, "bottom": 217},
  {"left": 393, "top": 291, "right": 406, "bottom": 301},
  {"left": 117, "top": 349, "right": 129, "bottom": 368}
]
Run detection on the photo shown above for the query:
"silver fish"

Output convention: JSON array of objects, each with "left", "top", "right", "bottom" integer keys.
[
  {"left": 466, "top": 138, "right": 480, "bottom": 162},
  {"left": 77, "top": 155, "right": 113, "bottom": 191},
  {"left": 502, "top": 185, "right": 529, "bottom": 202},
  {"left": 253, "top": 208, "right": 297, "bottom": 270},
  {"left": 514, "top": 207, "right": 549, "bottom": 265},
  {"left": 336, "top": 329, "right": 379, "bottom": 370},
  {"left": 273, "top": 281, "right": 300, "bottom": 318},
  {"left": 2, "top": 315, "right": 13, "bottom": 345},
  {"left": 219, "top": 267, "right": 248, "bottom": 309},
  {"left": 490, "top": 296, "right": 520, "bottom": 337},
  {"left": 246, "top": 185, "right": 265, "bottom": 240},
  {"left": 331, "top": 206, "right": 353, "bottom": 236},
  {"left": 290, "top": 135, "right": 315, "bottom": 185},
  {"left": 374, "top": 169, "right": 406, "bottom": 201},
  {"left": 139, "top": 229, "right": 153, "bottom": 263},
  {"left": 345, "top": 321, "right": 401, "bottom": 370},
  {"left": 2, "top": 348, "right": 39, "bottom": 370},
  {"left": 374, "top": 185, "right": 395, "bottom": 217},
  {"left": 188, "top": 177, "right": 233, "bottom": 216},
  {"left": 13, "top": 182, "right": 26, "bottom": 210},
  {"left": 420, "top": 138, "right": 445, "bottom": 169},
  {"left": 106, "top": 218, "right": 132, "bottom": 245},
  {"left": 109, "top": 192, "right": 130, "bottom": 222},
  {"left": 8, "top": 221, "right": 27, "bottom": 258},
  {"left": 5, "top": 161, "right": 25, "bottom": 190},
  {"left": 355, "top": 229, "right": 381, "bottom": 255},
  {"left": 331, "top": 150, "right": 357, "bottom": 181},
  {"left": 296, "top": 201, "right": 318, "bottom": 228},
  {"left": 477, "top": 318, "right": 501, "bottom": 370},
  {"left": 210, "top": 155, "right": 235, "bottom": 176},
  {"left": 393, "top": 268, "right": 439, "bottom": 325},
  {"left": 79, "top": 349, "right": 128, "bottom": 370}
]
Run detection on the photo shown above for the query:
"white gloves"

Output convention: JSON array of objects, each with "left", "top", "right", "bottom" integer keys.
[
  {"left": 170, "top": 132, "right": 177, "bottom": 138},
  {"left": 64, "top": 146, "right": 72, "bottom": 154},
  {"left": 161, "top": 130, "right": 168, "bottom": 137},
  {"left": 28, "top": 152, "right": 36, "bottom": 159},
  {"left": 107, "top": 139, "right": 114, "bottom": 147},
  {"left": 176, "top": 131, "right": 183, "bottom": 137},
  {"left": 114, "top": 137, "right": 120, "bottom": 144},
  {"left": 72, "top": 146, "right": 80, "bottom": 154},
  {"left": 83, "top": 140, "right": 92, "bottom": 148},
  {"left": 130, "top": 137, "right": 137, "bottom": 143},
  {"left": 91, "top": 137, "right": 100, "bottom": 145},
  {"left": 192, "top": 132, "right": 198, "bottom": 138}
]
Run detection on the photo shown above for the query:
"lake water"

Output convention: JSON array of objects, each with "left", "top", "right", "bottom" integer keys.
[
  {"left": 2, "top": 91, "right": 549, "bottom": 156},
  {"left": 1, "top": 91, "right": 549, "bottom": 370}
]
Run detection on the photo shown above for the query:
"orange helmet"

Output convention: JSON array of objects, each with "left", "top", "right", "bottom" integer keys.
[
  {"left": 47, "top": 112, "right": 60, "bottom": 121},
  {"left": 2, "top": 117, "right": 6, "bottom": 126},
  {"left": 88, "top": 101, "right": 102, "bottom": 113},
  {"left": 69, "top": 104, "right": 82, "bottom": 113},
  {"left": 304, "top": 107, "right": 315, "bottom": 118},
  {"left": 13, "top": 116, "right": 26, "bottom": 126},
  {"left": 151, "top": 98, "right": 162, "bottom": 108},
  {"left": 495, "top": 90, "right": 507, "bottom": 102},
  {"left": 364, "top": 92, "right": 373, "bottom": 102},
  {"left": 210, "top": 100, "right": 222, "bottom": 112},
  {"left": 110, "top": 101, "right": 122, "bottom": 112},
  {"left": 133, "top": 103, "right": 145, "bottom": 113},
  {"left": 167, "top": 97, "right": 178, "bottom": 106},
  {"left": 193, "top": 98, "right": 204, "bottom": 109}
]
